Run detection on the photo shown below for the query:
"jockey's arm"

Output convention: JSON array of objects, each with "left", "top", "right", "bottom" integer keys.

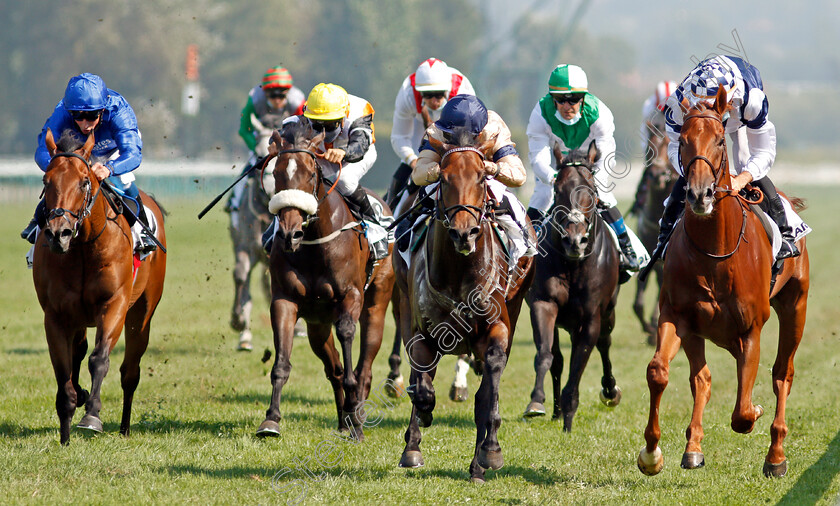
[
  {"left": 390, "top": 87, "right": 420, "bottom": 166},
  {"left": 526, "top": 104, "right": 557, "bottom": 185},
  {"left": 105, "top": 108, "right": 143, "bottom": 177},
  {"left": 343, "top": 114, "right": 375, "bottom": 163},
  {"left": 739, "top": 120, "right": 776, "bottom": 182},
  {"left": 589, "top": 108, "right": 617, "bottom": 175},
  {"left": 238, "top": 96, "right": 258, "bottom": 152},
  {"left": 412, "top": 142, "right": 441, "bottom": 186},
  {"left": 484, "top": 111, "right": 525, "bottom": 187}
]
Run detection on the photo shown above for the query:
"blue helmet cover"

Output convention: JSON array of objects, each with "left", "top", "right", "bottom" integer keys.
[
  {"left": 435, "top": 94, "right": 488, "bottom": 136},
  {"left": 63, "top": 73, "right": 109, "bottom": 111}
]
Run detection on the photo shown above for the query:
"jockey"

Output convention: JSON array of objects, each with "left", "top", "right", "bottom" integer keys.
[
  {"left": 651, "top": 55, "right": 799, "bottom": 262},
  {"left": 526, "top": 64, "right": 642, "bottom": 271},
  {"left": 408, "top": 94, "right": 535, "bottom": 261},
  {"left": 25, "top": 72, "right": 155, "bottom": 254},
  {"left": 227, "top": 66, "right": 305, "bottom": 217},
  {"left": 266, "top": 83, "right": 387, "bottom": 259},
  {"left": 629, "top": 80, "right": 677, "bottom": 215},
  {"left": 386, "top": 58, "right": 475, "bottom": 208}
]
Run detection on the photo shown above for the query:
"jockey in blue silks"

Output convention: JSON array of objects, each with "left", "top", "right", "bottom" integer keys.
[
  {"left": 651, "top": 56, "right": 800, "bottom": 263},
  {"left": 24, "top": 72, "right": 156, "bottom": 253}
]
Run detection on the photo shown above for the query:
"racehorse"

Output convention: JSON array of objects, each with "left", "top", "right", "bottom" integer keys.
[
  {"left": 256, "top": 122, "right": 395, "bottom": 440},
  {"left": 33, "top": 129, "right": 167, "bottom": 444},
  {"left": 632, "top": 128, "right": 678, "bottom": 344},
  {"left": 637, "top": 88, "right": 810, "bottom": 478},
  {"left": 523, "top": 141, "right": 622, "bottom": 431},
  {"left": 394, "top": 130, "right": 535, "bottom": 483},
  {"left": 229, "top": 170, "right": 273, "bottom": 351}
]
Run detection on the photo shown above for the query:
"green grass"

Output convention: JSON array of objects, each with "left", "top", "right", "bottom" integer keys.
[{"left": 1, "top": 188, "right": 839, "bottom": 505}]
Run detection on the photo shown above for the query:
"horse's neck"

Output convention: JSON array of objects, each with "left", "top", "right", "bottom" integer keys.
[
  {"left": 427, "top": 220, "right": 497, "bottom": 291},
  {"left": 683, "top": 173, "right": 743, "bottom": 256},
  {"left": 307, "top": 187, "right": 353, "bottom": 239},
  {"left": 78, "top": 185, "right": 121, "bottom": 246}
]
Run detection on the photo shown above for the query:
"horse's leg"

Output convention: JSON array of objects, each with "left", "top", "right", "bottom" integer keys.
[
  {"left": 79, "top": 298, "right": 129, "bottom": 433},
  {"left": 385, "top": 287, "right": 405, "bottom": 398},
  {"left": 71, "top": 330, "right": 89, "bottom": 408},
  {"left": 449, "top": 355, "right": 470, "bottom": 402},
  {"left": 525, "top": 300, "right": 558, "bottom": 417},
  {"left": 596, "top": 318, "right": 621, "bottom": 408},
  {"left": 650, "top": 265, "right": 664, "bottom": 344},
  {"left": 257, "top": 297, "right": 297, "bottom": 437},
  {"left": 559, "top": 315, "right": 601, "bottom": 432},
  {"left": 763, "top": 278, "right": 807, "bottom": 477},
  {"left": 354, "top": 275, "right": 391, "bottom": 424},
  {"left": 307, "top": 323, "right": 345, "bottom": 430},
  {"left": 549, "top": 327, "right": 564, "bottom": 420},
  {"left": 681, "top": 334, "right": 711, "bottom": 469},
  {"left": 231, "top": 245, "right": 254, "bottom": 350},
  {"left": 45, "top": 317, "right": 78, "bottom": 444},
  {"left": 730, "top": 327, "right": 765, "bottom": 435},
  {"left": 119, "top": 298, "right": 152, "bottom": 437},
  {"left": 336, "top": 296, "right": 364, "bottom": 439},
  {"left": 399, "top": 338, "right": 438, "bottom": 469},
  {"left": 470, "top": 325, "right": 509, "bottom": 484},
  {"left": 633, "top": 277, "right": 651, "bottom": 339},
  {"left": 638, "top": 315, "right": 683, "bottom": 475}
]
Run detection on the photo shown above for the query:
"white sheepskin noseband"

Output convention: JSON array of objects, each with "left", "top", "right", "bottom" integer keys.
[{"left": 268, "top": 189, "right": 319, "bottom": 215}]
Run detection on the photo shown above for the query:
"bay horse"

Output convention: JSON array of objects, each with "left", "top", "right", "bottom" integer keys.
[
  {"left": 33, "top": 129, "right": 167, "bottom": 444},
  {"left": 394, "top": 131, "right": 535, "bottom": 483},
  {"left": 229, "top": 171, "right": 272, "bottom": 350},
  {"left": 632, "top": 128, "right": 678, "bottom": 344},
  {"left": 523, "top": 141, "right": 622, "bottom": 431},
  {"left": 637, "top": 87, "right": 809, "bottom": 478},
  {"left": 257, "top": 122, "right": 395, "bottom": 440}
]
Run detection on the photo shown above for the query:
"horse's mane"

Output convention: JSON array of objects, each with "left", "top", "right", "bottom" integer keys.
[
  {"left": 280, "top": 120, "right": 315, "bottom": 149},
  {"left": 54, "top": 129, "right": 107, "bottom": 165},
  {"left": 446, "top": 126, "right": 479, "bottom": 148}
]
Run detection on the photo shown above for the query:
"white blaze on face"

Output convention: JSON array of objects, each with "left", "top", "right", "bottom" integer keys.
[{"left": 285, "top": 159, "right": 298, "bottom": 181}]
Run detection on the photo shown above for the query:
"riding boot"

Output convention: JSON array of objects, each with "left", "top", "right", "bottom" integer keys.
[
  {"left": 600, "top": 207, "right": 641, "bottom": 272},
  {"left": 21, "top": 199, "right": 46, "bottom": 244},
  {"left": 133, "top": 197, "right": 157, "bottom": 254},
  {"left": 768, "top": 194, "right": 801, "bottom": 260},
  {"left": 386, "top": 163, "right": 413, "bottom": 209},
  {"left": 652, "top": 177, "right": 686, "bottom": 261},
  {"left": 527, "top": 207, "right": 546, "bottom": 239},
  {"left": 347, "top": 187, "right": 378, "bottom": 224}
]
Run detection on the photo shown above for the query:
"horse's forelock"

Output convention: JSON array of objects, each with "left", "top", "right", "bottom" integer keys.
[
  {"left": 446, "top": 127, "right": 478, "bottom": 148},
  {"left": 55, "top": 130, "right": 85, "bottom": 153}
]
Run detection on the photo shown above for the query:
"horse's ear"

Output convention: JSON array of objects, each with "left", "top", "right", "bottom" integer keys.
[
  {"left": 552, "top": 144, "right": 564, "bottom": 166},
  {"left": 268, "top": 130, "right": 283, "bottom": 156},
  {"left": 586, "top": 140, "right": 600, "bottom": 165},
  {"left": 478, "top": 136, "right": 495, "bottom": 156},
  {"left": 81, "top": 133, "right": 95, "bottom": 159},
  {"left": 45, "top": 129, "right": 57, "bottom": 157},
  {"left": 713, "top": 86, "right": 730, "bottom": 117},
  {"left": 310, "top": 129, "right": 325, "bottom": 148},
  {"left": 679, "top": 96, "right": 691, "bottom": 115},
  {"left": 427, "top": 134, "right": 445, "bottom": 155}
]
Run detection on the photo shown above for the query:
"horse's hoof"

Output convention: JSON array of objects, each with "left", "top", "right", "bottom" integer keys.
[
  {"left": 523, "top": 401, "right": 546, "bottom": 417},
  {"left": 755, "top": 404, "right": 764, "bottom": 420},
  {"left": 763, "top": 459, "right": 787, "bottom": 478},
  {"left": 600, "top": 386, "right": 622, "bottom": 407},
  {"left": 637, "top": 446, "right": 664, "bottom": 476},
  {"left": 680, "top": 451, "right": 705, "bottom": 469},
  {"left": 399, "top": 450, "right": 424, "bottom": 468},
  {"left": 77, "top": 415, "right": 103, "bottom": 433},
  {"left": 256, "top": 420, "right": 280, "bottom": 438},
  {"left": 237, "top": 340, "right": 253, "bottom": 352},
  {"left": 416, "top": 410, "right": 433, "bottom": 428},
  {"left": 385, "top": 374, "right": 405, "bottom": 398},
  {"left": 470, "top": 476, "right": 486, "bottom": 485},
  {"left": 449, "top": 385, "right": 468, "bottom": 402},
  {"left": 478, "top": 448, "right": 504, "bottom": 470}
]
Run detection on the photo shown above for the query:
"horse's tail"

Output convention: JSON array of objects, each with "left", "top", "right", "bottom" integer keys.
[{"left": 788, "top": 196, "right": 807, "bottom": 213}]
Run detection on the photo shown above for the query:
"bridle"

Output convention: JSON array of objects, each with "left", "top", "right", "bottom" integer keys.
[
  {"left": 551, "top": 161, "right": 599, "bottom": 254},
  {"left": 272, "top": 147, "right": 340, "bottom": 228},
  {"left": 44, "top": 151, "right": 103, "bottom": 240},
  {"left": 435, "top": 146, "right": 491, "bottom": 229}
]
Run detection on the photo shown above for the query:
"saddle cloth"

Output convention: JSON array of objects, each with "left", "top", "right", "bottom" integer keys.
[{"left": 130, "top": 205, "right": 159, "bottom": 260}]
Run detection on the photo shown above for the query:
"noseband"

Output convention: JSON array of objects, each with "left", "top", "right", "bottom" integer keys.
[
  {"left": 45, "top": 152, "right": 102, "bottom": 239},
  {"left": 271, "top": 148, "right": 332, "bottom": 228},
  {"left": 435, "top": 146, "right": 490, "bottom": 228}
]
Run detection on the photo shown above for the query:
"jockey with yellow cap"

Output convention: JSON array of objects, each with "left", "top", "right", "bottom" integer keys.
[
  {"left": 526, "top": 64, "right": 644, "bottom": 274},
  {"left": 387, "top": 58, "right": 475, "bottom": 209},
  {"left": 227, "top": 66, "right": 305, "bottom": 218}
]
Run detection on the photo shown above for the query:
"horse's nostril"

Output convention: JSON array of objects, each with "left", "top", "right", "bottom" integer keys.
[
  {"left": 60, "top": 229, "right": 73, "bottom": 239},
  {"left": 705, "top": 187, "right": 713, "bottom": 198},
  {"left": 580, "top": 236, "right": 588, "bottom": 245},
  {"left": 292, "top": 230, "right": 304, "bottom": 240},
  {"left": 468, "top": 227, "right": 480, "bottom": 238}
]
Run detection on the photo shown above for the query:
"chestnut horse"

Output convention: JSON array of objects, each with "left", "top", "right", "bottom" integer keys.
[
  {"left": 633, "top": 129, "right": 678, "bottom": 343},
  {"left": 33, "top": 129, "right": 167, "bottom": 444},
  {"left": 637, "top": 88, "right": 809, "bottom": 478},
  {"left": 256, "top": 122, "right": 395, "bottom": 440},
  {"left": 523, "top": 142, "right": 622, "bottom": 430},
  {"left": 394, "top": 132, "right": 535, "bottom": 483}
]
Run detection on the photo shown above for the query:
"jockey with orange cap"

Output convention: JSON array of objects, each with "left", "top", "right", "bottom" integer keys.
[
  {"left": 646, "top": 55, "right": 799, "bottom": 270},
  {"left": 629, "top": 80, "right": 677, "bottom": 215},
  {"left": 227, "top": 66, "right": 305, "bottom": 217},
  {"left": 264, "top": 83, "right": 389, "bottom": 259},
  {"left": 526, "top": 64, "right": 645, "bottom": 274},
  {"left": 386, "top": 58, "right": 475, "bottom": 208}
]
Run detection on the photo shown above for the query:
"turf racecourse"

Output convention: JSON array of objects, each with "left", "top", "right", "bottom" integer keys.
[{"left": 1, "top": 187, "right": 838, "bottom": 505}]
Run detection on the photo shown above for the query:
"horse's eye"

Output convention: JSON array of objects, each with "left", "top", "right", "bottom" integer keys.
[{"left": 718, "top": 137, "right": 726, "bottom": 147}]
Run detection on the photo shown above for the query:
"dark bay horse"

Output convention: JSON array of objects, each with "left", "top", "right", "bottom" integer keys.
[
  {"left": 633, "top": 128, "right": 678, "bottom": 343},
  {"left": 394, "top": 133, "right": 535, "bottom": 483},
  {"left": 523, "top": 141, "right": 622, "bottom": 431},
  {"left": 257, "top": 123, "right": 395, "bottom": 440},
  {"left": 33, "top": 129, "right": 167, "bottom": 444},
  {"left": 637, "top": 88, "right": 809, "bottom": 478}
]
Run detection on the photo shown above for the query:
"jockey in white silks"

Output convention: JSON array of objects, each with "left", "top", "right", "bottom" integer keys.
[
  {"left": 526, "top": 64, "right": 644, "bottom": 273},
  {"left": 650, "top": 55, "right": 800, "bottom": 263},
  {"left": 386, "top": 58, "right": 476, "bottom": 208}
]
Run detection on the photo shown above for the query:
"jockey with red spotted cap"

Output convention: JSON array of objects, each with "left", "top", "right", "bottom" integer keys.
[
  {"left": 647, "top": 55, "right": 799, "bottom": 267},
  {"left": 630, "top": 80, "right": 677, "bottom": 215},
  {"left": 227, "top": 66, "right": 305, "bottom": 218},
  {"left": 404, "top": 94, "right": 535, "bottom": 261},
  {"left": 526, "top": 64, "right": 644, "bottom": 273},
  {"left": 23, "top": 73, "right": 156, "bottom": 256},
  {"left": 386, "top": 58, "right": 475, "bottom": 208}
]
